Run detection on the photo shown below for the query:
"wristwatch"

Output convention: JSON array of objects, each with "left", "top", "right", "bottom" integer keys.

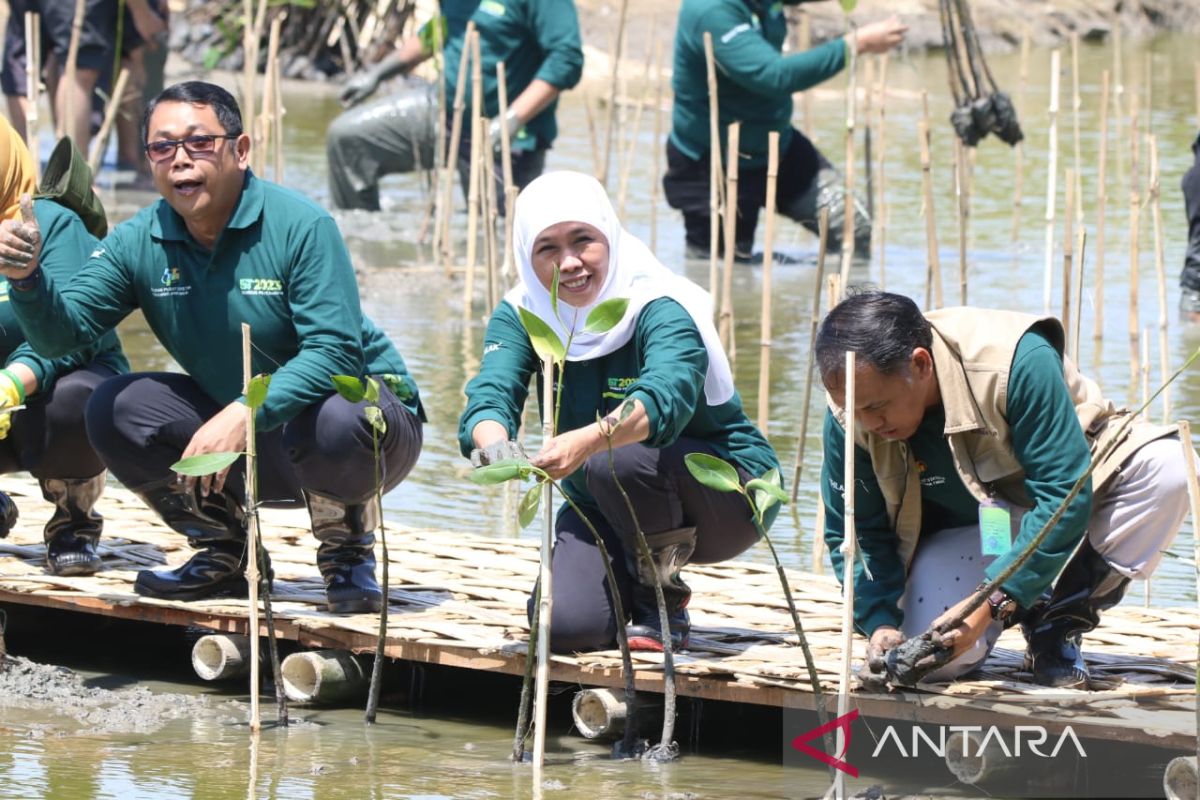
[{"left": 984, "top": 587, "right": 1018, "bottom": 622}]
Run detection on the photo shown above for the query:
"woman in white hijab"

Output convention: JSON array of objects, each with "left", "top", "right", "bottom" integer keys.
[{"left": 459, "top": 171, "right": 780, "bottom": 653}]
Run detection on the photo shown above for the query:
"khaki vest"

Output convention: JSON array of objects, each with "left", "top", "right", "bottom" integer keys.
[{"left": 832, "top": 308, "right": 1174, "bottom": 569}]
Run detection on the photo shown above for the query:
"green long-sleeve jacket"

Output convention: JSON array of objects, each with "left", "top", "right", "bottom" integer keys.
[
  {"left": 10, "top": 172, "right": 421, "bottom": 430},
  {"left": 441, "top": 0, "right": 583, "bottom": 151},
  {"left": 458, "top": 299, "right": 779, "bottom": 516},
  {"left": 0, "top": 200, "right": 128, "bottom": 392},
  {"left": 671, "top": 0, "right": 847, "bottom": 168}
]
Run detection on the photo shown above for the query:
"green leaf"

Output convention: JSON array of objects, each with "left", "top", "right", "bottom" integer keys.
[
  {"left": 245, "top": 374, "right": 271, "bottom": 410},
  {"left": 747, "top": 477, "right": 788, "bottom": 513},
  {"left": 203, "top": 46, "right": 224, "bottom": 71},
  {"left": 331, "top": 375, "right": 366, "bottom": 403},
  {"left": 518, "top": 483, "right": 541, "bottom": 527},
  {"left": 365, "top": 377, "right": 381, "bottom": 404},
  {"left": 172, "top": 451, "right": 241, "bottom": 476},
  {"left": 550, "top": 264, "right": 561, "bottom": 323},
  {"left": 380, "top": 373, "right": 414, "bottom": 402},
  {"left": 364, "top": 404, "right": 386, "bottom": 434},
  {"left": 517, "top": 307, "right": 566, "bottom": 364},
  {"left": 469, "top": 458, "right": 530, "bottom": 485},
  {"left": 840, "top": 0, "right": 857, "bottom": 12},
  {"left": 684, "top": 452, "right": 742, "bottom": 494},
  {"left": 583, "top": 298, "right": 629, "bottom": 334}
]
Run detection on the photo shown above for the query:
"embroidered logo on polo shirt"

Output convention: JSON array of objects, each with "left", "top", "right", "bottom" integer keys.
[
  {"left": 239, "top": 277, "right": 284, "bottom": 296},
  {"left": 151, "top": 266, "right": 191, "bottom": 298},
  {"left": 602, "top": 376, "right": 635, "bottom": 400},
  {"left": 479, "top": 0, "right": 505, "bottom": 16}
]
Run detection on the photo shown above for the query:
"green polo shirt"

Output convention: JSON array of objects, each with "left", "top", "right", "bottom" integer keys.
[
  {"left": 10, "top": 172, "right": 421, "bottom": 431},
  {"left": 671, "top": 0, "right": 846, "bottom": 168},
  {"left": 458, "top": 298, "right": 780, "bottom": 519},
  {"left": 821, "top": 331, "right": 1094, "bottom": 636},
  {"left": 439, "top": 0, "right": 583, "bottom": 152},
  {"left": 0, "top": 200, "right": 128, "bottom": 393}
]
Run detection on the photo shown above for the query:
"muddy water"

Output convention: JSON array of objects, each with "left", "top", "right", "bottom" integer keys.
[{"left": 3, "top": 34, "right": 1197, "bottom": 800}]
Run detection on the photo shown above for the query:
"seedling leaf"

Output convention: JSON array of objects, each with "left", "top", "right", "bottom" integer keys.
[
  {"left": 172, "top": 451, "right": 241, "bottom": 476},
  {"left": 683, "top": 452, "right": 742, "bottom": 493},
  {"left": 365, "top": 404, "right": 386, "bottom": 434},
  {"left": 365, "top": 377, "right": 381, "bottom": 404},
  {"left": 331, "top": 375, "right": 366, "bottom": 403},
  {"left": 469, "top": 458, "right": 530, "bottom": 485},
  {"left": 517, "top": 307, "right": 566, "bottom": 364},
  {"left": 518, "top": 483, "right": 541, "bottom": 527},
  {"left": 583, "top": 298, "right": 629, "bottom": 334},
  {"left": 246, "top": 374, "right": 271, "bottom": 410}
]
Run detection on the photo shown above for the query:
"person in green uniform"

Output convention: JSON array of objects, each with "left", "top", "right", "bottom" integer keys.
[
  {"left": 0, "top": 119, "right": 129, "bottom": 576},
  {"left": 0, "top": 81, "right": 425, "bottom": 613},
  {"left": 327, "top": 0, "right": 583, "bottom": 211},
  {"left": 459, "top": 170, "right": 779, "bottom": 652},
  {"left": 816, "top": 291, "right": 1188, "bottom": 688},
  {"left": 664, "top": 1, "right": 906, "bottom": 261}
]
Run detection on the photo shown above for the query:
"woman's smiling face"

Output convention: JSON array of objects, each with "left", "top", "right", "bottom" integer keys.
[{"left": 529, "top": 221, "right": 610, "bottom": 308}]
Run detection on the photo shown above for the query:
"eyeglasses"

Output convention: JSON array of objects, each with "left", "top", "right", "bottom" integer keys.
[{"left": 144, "top": 134, "right": 239, "bottom": 163}]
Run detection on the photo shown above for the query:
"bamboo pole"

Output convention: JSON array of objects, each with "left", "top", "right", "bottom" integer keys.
[
  {"left": 24, "top": 12, "right": 40, "bottom": 181},
  {"left": 272, "top": 40, "right": 284, "bottom": 182},
  {"left": 496, "top": 61, "right": 515, "bottom": 281},
  {"left": 599, "top": 0, "right": 630, "bottom": 188},
  {"left": 834, "top": 349, "right": 857, "bottom": 800},
  {"left": 61, "top": 0, "right": 86, "bottom": 141},
  {"left": 531, "top": 353, "right": 556, "bottom": 776},
  {"left": 464, "top": 31, "right": 483, "bottom": 319},
  {"left": 757, "top": 132, "right": 780, "bottom": 432},
  {"left": 1071, "top": 227, "right": 1086, "bottom": 364},
  {"left": 616, "top": 48, "right": 654, "bottom": 219},
  {"left": 875, "top": 53, "right": 889, "bottom": 287},
  {"left": 87, "top": 67, "right": 129, "bottom": 175},
  {"left": 1042, "top": 49, "right": 1062, "bottom": 315},
  {"left": 918, "top": 113, "right": 942, "bottom": 309},
  {"left": 1149, "top": 135, "right": 1170, "bottom": 423},
  {"left": 838, "top": 39, "right": 858, "bottom": 288},
  {"left": 1129, "top": 90, "right": 1141, "bottom": 394},
  {"left": 241, "top": 323, "right": 261, "bottom": 735},
  {"left": 954, "top": 139, "right": 970, "bottom": 305},
  {"left": 258, "top": 15, "right": 283, "bottom": 177},
  {"left": 649, "top": 53, "right": 666, "bottom": 253},
  {"left": 789, "top": 208, "right": 830, "bottom": 503},
  {"left": 1010, "top": 25, "right": 1030, "bottom": 246},
  {"left": 1094, "top": 70, "right": 1111, "bottom": 342},
  {"left": 429, "top": 17, "right": 449, "bottom": 254},
  {"left": 242, "top": 0, "right": 269, "bottom": 166},
  {"left": 704, "top": 33, "right": 723, "bottom": 301},
  {"left": 1061, "top": 169, "right": 1075, "bottom": 344},
  {"left": 812, "top": 500, "right": 826, "bottom": 574},
  {"left": 1070, "top": 32, "right": 1083, "bottom": 224},
  {"left": 582, "top": 88, "right": 601, "bottom": 179},
  {"left": 440, "top": 21, "right": 476, "bottom": 277},
  {"left": 719, "top": 122, "right": 740, "bottom": 358},
  {"left": 482, "top": 120, "right": 499, "bottom": 313}
]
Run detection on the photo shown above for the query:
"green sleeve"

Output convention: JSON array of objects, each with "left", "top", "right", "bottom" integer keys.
[
  {"left": 529, "top": 0, "right": 583, "bottom": 89},
  {"left": 624, "top": 299, "right": 706, "bottom": 449},
  {"left": 703, "top": 9, "right": 846, "bottom": 96},
  {"left": 458, "top": 303, "right": 538, "bottom": 457},
  {"left": 258, "top": 216, "right": 366, "bottom": 430},
  {"left": 985, "top": 331, "right": 1093, "bottom": 607},
  {"left": 821, "top": 410, "right": 908, "bottom": 636}
]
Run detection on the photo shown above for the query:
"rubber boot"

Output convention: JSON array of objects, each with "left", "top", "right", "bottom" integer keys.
[
  {"left": 625, "top": 527, "right": 697, "bottom": 652},
  {"left": 1022, "top": 540, "right": 1132, "bottom": 688},
  {"left": 40, "top": 473, "right": 105, "bottom": 576},
  {"left": 0, "top": 490, "right": 18, "bottom": 538},
  {"left": 305, "top": 490, "right": 382, "bottom": 614},
  {"left": 130, "top": 476, "right": 265, "bottom": 601}
]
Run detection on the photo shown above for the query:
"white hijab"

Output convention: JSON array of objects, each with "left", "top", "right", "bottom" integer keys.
[{"left": 505, "top": 170, "right": 735, "bottom": 406}]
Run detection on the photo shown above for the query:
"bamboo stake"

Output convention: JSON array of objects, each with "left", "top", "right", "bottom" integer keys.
[
  {"left": 862, "top": 57, "right": 874, "bottom": 238},
  {"left": 242, "top": 0, "right": 269, "bottom": 167},
  {"left": 463, "top": 31, "right": 483, "bottom": 317},
  {"left": 1010, "top": 25, "right": 1030, "bottom": 246},
  {"left": 918, "top": 113, "right": 942, "bottom": 310},
  {"left": 531, "top": 354, "right": 556, "bottom": 776},
  {"left": 87, "top": 67, "right": 129, "bottom": 175},
  {"left": 838, "top": 39, "right": 858, "bottom": 287},
  {"left": 258, "top": 15, "right": 282, "bottom": 177},
  {"left": 1061, "top": 169, "right": 1075, "bottom": 344},
  {"left": 812, "top": 500, "right": 826, "bottom": 574},
  {"left": 61, "top": 0, "right": 86, "bottom": 141},
  {"left": 272, "top": 40, "right": 284, "bottom": 182},
  {"left": 599, "top": 0, "right": 630, "bottom": 188},
  {"left": 1042, "top": 49, "right": 1062, "bottom": 315},
  {"left": 649, "top": 53, "right": 665, "bottom": 253},
  {"left": 719, "top": 122, "right": 740, "bottom": 358},
  {"left": 1094, "top": 70, "right": 1111, "bottom": 342},
  {"left": 1071, "top": 227, "right": 1086, "bottom": 364},
  {"left": 1070, "top": 33, "right": 1083, "bottom": 224},
  {"left": 482, "top": 121, "right": 499, "bottom": 313},
  {"left": 616, "top": 49, "right": 653, "bottom": 219},
  {"left": 703, "top": 33, "right": 723, "bottom": 302},
  {"left": 24, "top": 12, "right": 40, "bottom": 181},
  {"left": 954, "top": 139, "right": 970, "bottom": 305},
  {"left": 757, "top": 131, "right": 780, "bottom": 432},
  {"left": 440, "top": 21, "right": 475, "bottom": 277},
  {"left": 1149, "top": 135, "right": 1170, "bottom": 423},
  {"left": 241, "top": 323, "right": 261, "bottom": 735},
  {"left": 582, "top": 88, "right": 601, "bottom": 179},
  {"left": 834, "top": 350, "right": 857, "bottom": 800},
  {"left": 875, "top": 53, "right": 889, "bottom": 287},
  {"left": 1129, "top": 89, "right": 1141, "bottom": 394},
  {"left": 789, "top": 208, "right": 830, "bottom": 503},
  {"left": 496, "top": 61, "right": 514, "bottom": 281},
  {"left": 430, "top": 17, "right": 449, "bottom": 254}
]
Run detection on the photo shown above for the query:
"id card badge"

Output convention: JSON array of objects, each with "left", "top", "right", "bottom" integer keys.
[{"left": 979, "top": 498, "right": 1012, "bottom": 556}]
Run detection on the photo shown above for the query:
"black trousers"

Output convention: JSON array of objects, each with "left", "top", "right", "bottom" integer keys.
[
  {"left": 0, "top": 362, "right": 115, "bottom": 480},
  {"left": 543, "top": 437, "right": 762, "bottom": 653},
  {"left": 84, "top": 372, "right": 423, "bottom": 508}
]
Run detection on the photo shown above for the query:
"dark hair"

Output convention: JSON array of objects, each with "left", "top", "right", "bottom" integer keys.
[
  {"left": 815, "top": 289, "right": 932, "bottom": 385},
  {"left": 141, "top": 81, "right": 244, "bottom": 143}
]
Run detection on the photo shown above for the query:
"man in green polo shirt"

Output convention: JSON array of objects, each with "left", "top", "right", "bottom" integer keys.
[
  {"left": 326, "top": 0, "right": 583, "bottom": 211},
  {"left": 665, "top": 1, "right": 905, "bottom": 262},
  {"left": 0, "top": 81, "right": 426, "bottom": 613}
]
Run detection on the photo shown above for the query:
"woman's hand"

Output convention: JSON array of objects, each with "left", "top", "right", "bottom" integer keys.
[
  {"left": 930, "top": 593, "right": 993, "bottom": 659},
  {"left": 530, "top": 427, "right": 600, "bottom": 480}
]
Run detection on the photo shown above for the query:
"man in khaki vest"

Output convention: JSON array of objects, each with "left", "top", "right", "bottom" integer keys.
[{"left": 816, "top": 290, "right": 1188, "bottom": 688}]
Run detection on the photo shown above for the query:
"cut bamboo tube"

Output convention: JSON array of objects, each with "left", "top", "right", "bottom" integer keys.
[
  {"left": 649, "top": 53, "right": 665, "bottom": 253},
  {"left": 838, "top": 40, "right": 858, "bottom": 288},
  {"left": 1070, "top": 33, "right": 1083, "bottom": 224},
  {"left": 799, "top": 13, "right": 812, "bottom": 139},
  {"left": 1071, "top": 227, "right": 1086, "bottom": 364},
  {"left": 719, "top": 122, "right": 740, "bottom": 358},
  {"left": 241, "top": 323, "right": 261, "bottom": 734},
  {"left": 599, "top": 0, "right": 630, "bottom": 188},
  {"left": 1149, "top": 135, "right": 1170, "bottom": 423},
  {"left": 917, "top": 113, "right": 942, "bottom": 310},
  {"left": 789, "top": 207, "right": 830, "bottom": 503},
  {"left": 1042, "top": 49, "right": 1062, "bottom": 316},
  {"left": 1128, "top": 90, "right": 1141, "bottom": 394},
  {"left": 531, "top": 353, "right": 556, "bottom": 776},
  {"left": 1061, "top": 168, "right": 1075, "bottom": 342},
  {"left": 440, "top": 21, "right": 476, "bottom": 277},
  {"left": 704, "top": 33, "right": 723, "bottom": 301},
  {"left": 87, "top": 67, "right": 129, "bottom": 174},
  {"left": 464, "top": 31, "right": 483, "bottom": 316},
  {"left": 496, "top": 61, "right": 514, "bottom": 281},
  {"left": 24, "top": 12, "right": 40, "bottom": 181},
  {"left": 61, "top": 0, "right": 85, "bottom": 141},
  {"left": 192, "top": 634, "right": 253, "bottom": 681},
  {"left": 1010, "top": 26, "right": 1030, "bottom": 246},
  {"left": 1094, "top": 70, "right": 1111, "bottom": 342},
  {"left": 835, "top": 349, "right": 857, "bottom": 800},
  {"left": 875, "top": 53, "right": 889, "bottom": 287},
  {"left": 757, "top": 132, "right": 780, "bottom": 432},
  {"left": 954, "top": 139, "right": 970, "bottom": 305}
]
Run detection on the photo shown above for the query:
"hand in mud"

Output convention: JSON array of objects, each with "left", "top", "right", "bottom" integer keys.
[
  {"left": 851, "top": 16, "right": 908, "bottom": 56},
  {"left": 931, "top": 593, "right": 994, "bottom": 659},
  {"left": 470, "top": 438, "right": 527, "bottom": 467},
  {"left": 177, "top": 401, "right": 247, "bottom": 496},
  {"left": 866, "top": 626, "right": 905, "bottom": 672},
  {"left": 0, "top": 194, "right": 41, "bottom": 279},
  {"left": 884, "top": 632, "right": 954, "bottom": 686}
]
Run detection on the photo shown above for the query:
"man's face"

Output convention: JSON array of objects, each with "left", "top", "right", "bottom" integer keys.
[
  {"left": 827, "top": 349, "right": 935, "bottom": 441},
  {"left": 145, "top": 101, "right": 249, "bottom": 223}
]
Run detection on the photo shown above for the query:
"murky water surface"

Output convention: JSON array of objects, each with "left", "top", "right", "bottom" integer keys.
[{"left": 4, "top": 33, "right": 1199, "bottom": 798}]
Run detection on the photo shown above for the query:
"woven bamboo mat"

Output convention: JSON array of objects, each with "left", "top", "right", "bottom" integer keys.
[{"left": 0, "top": 474, "right": 1195, "bottom": 744}]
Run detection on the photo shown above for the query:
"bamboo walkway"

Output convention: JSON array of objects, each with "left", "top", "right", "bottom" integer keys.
[{"left": 0, "top": 475, "right": 1194, "bottom": 749}]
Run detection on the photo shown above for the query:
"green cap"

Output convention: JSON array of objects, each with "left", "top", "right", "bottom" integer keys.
[{"left": 37, "top": 136, "right": 108, "bottom": 239}]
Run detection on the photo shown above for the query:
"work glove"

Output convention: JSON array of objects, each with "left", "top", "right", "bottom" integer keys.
[
  {"left": 340, "top": 68, "right": 383, "bottom": 107},
  {"left": 487, "top": 109, "right": 522, "bottom": 153},
  {"left": 470, "top": 439, "right": 527, "bottom": 467},
  {"left": 0, "top": 368, "right": 26, "bottom": 440}
]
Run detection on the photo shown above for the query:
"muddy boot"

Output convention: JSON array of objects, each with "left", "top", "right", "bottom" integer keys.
[
  {"left": 40, "top": 473, "right": 105, "bottom": 576},
  {"left": 0, "top": 490, "right": 18, "bottom": 539},
  {"left": 625, "top": 527, "right": 696, "bottom": 652},
  {"left": 130, "top": 477, "right": 264, "bottom": 601},
  {"left": 305, "top": 490, "right": 382, "bottom": 614},
  {"left": 1022, "top": 541, "right": 1131, "bottom": 688}
]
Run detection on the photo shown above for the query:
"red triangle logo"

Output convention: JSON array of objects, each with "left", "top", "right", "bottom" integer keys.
[{"left": 791, "top": 709, "right": 860, "bottom": 777}]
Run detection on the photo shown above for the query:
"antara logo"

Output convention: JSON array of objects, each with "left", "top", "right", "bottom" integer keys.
[{"left": 791, "top": 710, "right": 859, "bottom": 777}]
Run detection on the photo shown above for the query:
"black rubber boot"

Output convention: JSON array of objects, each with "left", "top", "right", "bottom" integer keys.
[
  {"left": 305, "top": 490, "right": 382, "bottom": 614},
  {"left": 40, "top": 473, "right": 105, "bottom": 576},
  {"left": 130, "top": 477, "right": 263, "bottom": 601},
  {"left": 0, "top": 490, "right": 18, "bottom": 538},
  {"left": 1022, "top": 540, "right": 1131, "bottom": 688},
  {"left": 625, "top": 527, "right": 696, "bottom": 652}
]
